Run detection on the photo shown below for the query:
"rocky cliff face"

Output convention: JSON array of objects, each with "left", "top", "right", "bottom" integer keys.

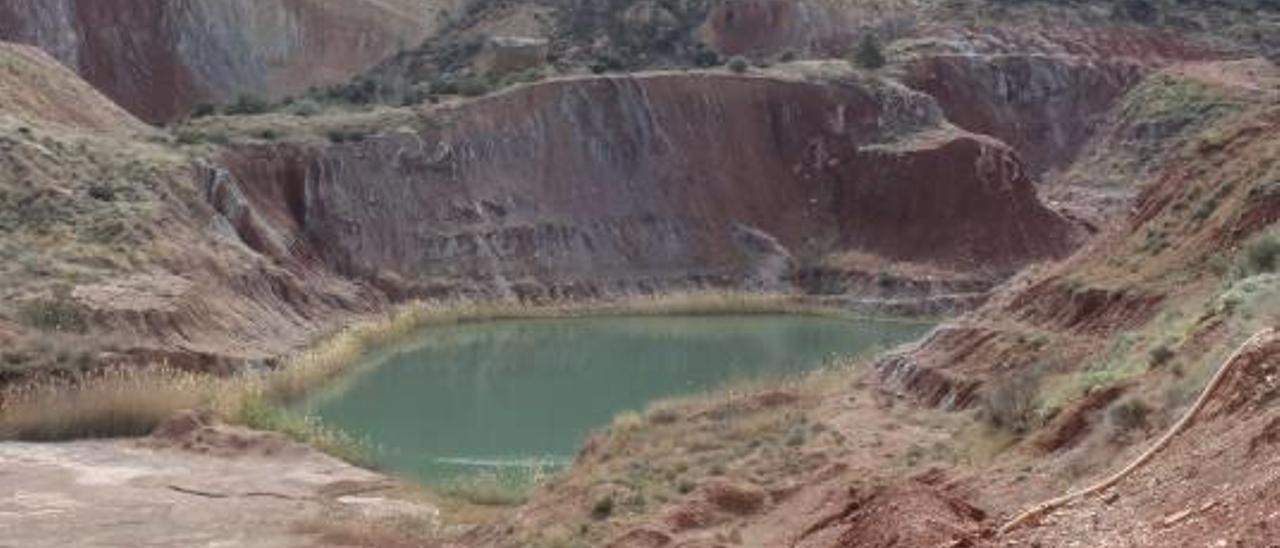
[
  {"left": 0, "top": 0, "right": 441, "bottom": 123},
  {"left": 899, "top": 54, "right": 1146, "bottom": 176},
  {"left": 216, "top": 71, "right": 1076, "bottom": 302}
]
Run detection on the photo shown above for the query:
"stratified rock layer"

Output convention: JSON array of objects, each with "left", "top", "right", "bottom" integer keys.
[{"left": 220, "top": 72, "right": 1076, "bottom": 300}]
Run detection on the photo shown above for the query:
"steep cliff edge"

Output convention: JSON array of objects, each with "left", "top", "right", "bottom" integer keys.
[
  {"left": 211, "top": 69, "right": 1076, "bottom": 302},
  {"left": 0, "top": 0, "right": 447, "bottom": 123}
]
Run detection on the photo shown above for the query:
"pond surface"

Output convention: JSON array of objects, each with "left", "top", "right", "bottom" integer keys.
[{"left": 299, "top": 315, "right": 931, "bottom": 487}]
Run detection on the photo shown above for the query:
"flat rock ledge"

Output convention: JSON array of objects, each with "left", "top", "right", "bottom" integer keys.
[{"left": 0, "top": 414, "right": 438, "bottom": 548}]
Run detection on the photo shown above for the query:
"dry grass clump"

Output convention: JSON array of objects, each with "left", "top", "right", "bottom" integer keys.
[
  {"left": 0, "top": 368, "right": 373, "bottom": 462},
  {"left": 0, "top": 368, "right": 206, "bottom": 441}
]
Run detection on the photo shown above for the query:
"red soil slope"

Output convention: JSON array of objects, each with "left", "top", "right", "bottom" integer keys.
[{"left": 217, "top": 71, "right": 1077, "bottom": 301}]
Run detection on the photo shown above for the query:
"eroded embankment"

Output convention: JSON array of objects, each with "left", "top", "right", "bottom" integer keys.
[
  {"left": 876, "top": 59, "right": 1280, "bottom": 411},
  {"left": 213, "top": 71, "right": 1077, "bottom": 305}
]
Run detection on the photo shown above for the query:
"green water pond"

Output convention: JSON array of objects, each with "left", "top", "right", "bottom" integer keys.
[{"left": 299, "top": 315, "right": 931, "bottom": 487}]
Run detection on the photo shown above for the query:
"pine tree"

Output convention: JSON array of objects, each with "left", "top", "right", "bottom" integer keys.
[{"left": 852, "top": 35, "right": 886, "bottom": 70}]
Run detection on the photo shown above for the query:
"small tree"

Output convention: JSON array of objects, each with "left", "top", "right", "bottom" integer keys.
[
  {"left": 1244, "top": 233, "right": 1280, "bottom": 275},
  {"left": 727, "top": 55, "right": 750, "bottom": 74},
  {"left": 852, "top": 34, "right": 887, "bottom": 70}
]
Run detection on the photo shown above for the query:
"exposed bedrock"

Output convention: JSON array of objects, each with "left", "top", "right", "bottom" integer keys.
[
  {"left": 898, "top": 54, "right": 1146, "bottom": 176},
  {"left": 0, "top": 0, "right": 436, "bottom": 123},
  {"left": 218, "top": 72, "right": 1078, "bottom": 301}
]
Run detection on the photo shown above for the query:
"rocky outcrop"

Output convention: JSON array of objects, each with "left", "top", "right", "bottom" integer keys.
[
  {"left": 0, "top": 0, "right": 440, "bottom": 123},
  {"left": 899, "top": 53, "right": 1145, "bottom": 175},
  {"left": 218, "top": 71, "right": 1077, "bottom": 301},
  {"left": 0, "top": 423, "right": 438, "bottom": 548}
]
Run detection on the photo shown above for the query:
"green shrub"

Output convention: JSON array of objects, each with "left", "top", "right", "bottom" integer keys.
[
  {"left": 851, "top": 35, "right": 887, "bottom": 70},
  {"left": 1243, "top": 234, "right": 1280, "bottom": 275},
  {"left": 589, "top": 53, "right": 625, "bottom": 74},
  {"left": 1115, "top": 0, "right": 1158, "bottom": 23},
  {"left": 190, "top": 103, "right": 217, "bottom": 118},
  {"left": 727, "top": 56, "right": 750, "bottom": 73},
  {"left": 1148, "top": 344, "right": 1176, "bottom": 368},
  {"left": 454, "top": 76, "right": 494, "bottom": 97},
  {"left": 224, "top": 94, "right": 270, "bottom": 115},
  {"left": 326, "top": 129, "right": 368, "bottom": 144},
  {"left": 591, "top": 495, "right": 615, "bottom": 520},
  {"left": 86, "top": 182, "right": 116, "bottom": 202},
  {"left": 1107, "top": 398, "right": 1151, "bottom": 439},
  {"left": 286, "top": 98, "right": 322, "bottom": 117},
  {"left": 691, "top": 46, "right": 721, "bottom": 68},
  {"left": 400, "top": 85, "right": 433, "bottom": 106}
]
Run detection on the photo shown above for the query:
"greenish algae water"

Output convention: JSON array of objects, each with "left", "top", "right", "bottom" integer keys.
[{"left": 299, "top": 315, "right": 931, "bottom": 487}]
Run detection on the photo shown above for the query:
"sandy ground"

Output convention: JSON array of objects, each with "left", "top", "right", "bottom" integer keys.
[{"left": 0, "top": 436, "right": 436, "bottom": 548}]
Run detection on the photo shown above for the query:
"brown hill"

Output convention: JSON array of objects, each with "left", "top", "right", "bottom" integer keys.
[{"left": 0, "top": 0, "right": 450, "bottom": 123}]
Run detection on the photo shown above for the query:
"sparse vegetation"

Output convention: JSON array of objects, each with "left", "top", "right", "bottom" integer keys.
[
  {"left": 16, "top": 285, "right": 88, "bottom": 334},
  {"left": 440, "top": 464, "right": 554, "bottom": 506}
]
